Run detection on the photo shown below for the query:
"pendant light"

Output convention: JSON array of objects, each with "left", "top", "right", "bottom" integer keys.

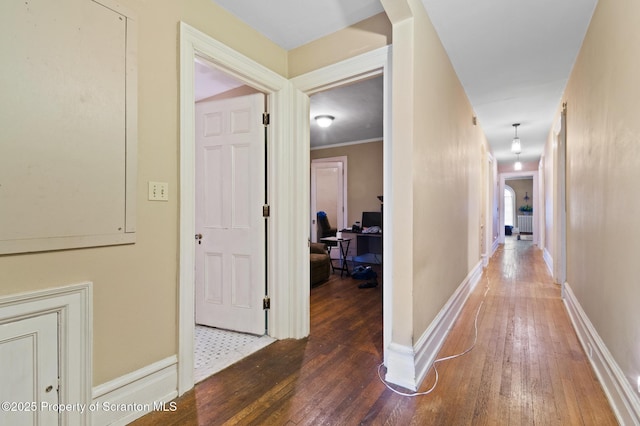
[
  {"left": 514, "top": 154, "right": 522, "bottom": 171},
  {"left": 511, "top": 123, "right": 522, "bottom": 154}
]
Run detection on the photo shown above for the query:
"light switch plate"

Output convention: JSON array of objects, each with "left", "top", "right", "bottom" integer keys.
[{"left": 148, "top": 181, "right": 169, "bottom": 201}]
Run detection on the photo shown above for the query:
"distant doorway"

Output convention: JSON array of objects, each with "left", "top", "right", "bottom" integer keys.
[
  {"left": 310, "top": 157, "right": 347, "bottom": 243},
  {"left": 504, "top": 185, "right": 515, "bottom": 228}
]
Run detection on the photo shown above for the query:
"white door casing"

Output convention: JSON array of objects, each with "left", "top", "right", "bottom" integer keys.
[
  {"left": 195, "top": 93, "right": 266, "bottom": 335},
  {"left": 310, "top": 158, "right": 346, "bottom": 242},
  {"left": 179, "top": 22, "right": 389, "bottom": 395},
  {"left": 0, "top": 312, "right": 59, "bottom": 426}
]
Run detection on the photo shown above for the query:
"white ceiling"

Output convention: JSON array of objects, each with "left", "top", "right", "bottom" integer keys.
[
  {"left": 205, "top": 0, "right": 598, "bottom": 164},
  {"left": 213, "top": 0, "right": 385, "bottom": 50}
]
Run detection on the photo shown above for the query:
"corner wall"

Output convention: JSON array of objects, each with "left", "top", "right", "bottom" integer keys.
[{"left": 382, "top": 0, "right": 487, "bottom": 378}]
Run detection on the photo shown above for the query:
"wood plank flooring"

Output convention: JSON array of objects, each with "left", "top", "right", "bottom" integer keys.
[{"left": 131, "top": 239, "right": 617, "bottom": 425}]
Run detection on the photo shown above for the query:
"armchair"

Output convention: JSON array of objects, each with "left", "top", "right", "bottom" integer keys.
[{"left": 310, "top": 242, "right": 331, "bottom": 286}]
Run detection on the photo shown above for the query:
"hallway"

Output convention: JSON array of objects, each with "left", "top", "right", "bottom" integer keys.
[{"left": 132, "top": 239, "right": 617, "bottom": 425}]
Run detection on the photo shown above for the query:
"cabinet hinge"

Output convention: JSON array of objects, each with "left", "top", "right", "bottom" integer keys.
[
  {"left": 262, "top": 112, "right": 270, "bottom": 126},
  {"left": 263, "top": 296, "right": 271, "bottom": 310},
  {"left": 263, "top": 204, "right": 270, "bottom": 218}
]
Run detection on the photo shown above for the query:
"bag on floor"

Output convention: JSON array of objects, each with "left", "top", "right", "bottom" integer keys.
[{"left": 351, "top": 265, "right": 377, "bottom": 280}]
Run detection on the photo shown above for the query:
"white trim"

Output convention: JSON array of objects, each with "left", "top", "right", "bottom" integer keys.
[
  {"left": 385, "top": 261, "right": 483, "bottom": 391},
  {"left": 563, "top": 283, "right": 640, "bottom": 425},
  {"left": 91, "top": 356, "right": 178, "bottom": 426},
  {"left": 179, "top": 22, "right": 294, "bottom": 396},
  {"left": 499, "top": 171, "right": 539, "bottom": 245},
  {"left": 310, "top": 137, "right": 382, "bottom": 151},
  {"left": 484, "top": 152, "right": 496, "bottom": 268},
  {"left": 385, "top": 342, "right": 418, "bottom": 390},
  {"left": 543, "top": 247, "right": 554, "bottom": 277},
  {"left": 553, "top": 112, "right": 567, "bottom": 285},
  {"left": 491, "top": 238, "right": 500, "bottom": 256},
  {"left": 0, "top": 282, "right": 92, "bottom": 426},
  {"left": 291, "top": 44, "right": 393, "bottom": 364}
]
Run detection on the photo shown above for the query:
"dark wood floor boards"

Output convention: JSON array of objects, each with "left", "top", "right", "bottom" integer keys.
[{"left": 132, "top": 239, "right": 617, "bottom": 425}]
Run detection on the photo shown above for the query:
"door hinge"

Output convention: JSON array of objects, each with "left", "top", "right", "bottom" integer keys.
[
  {"left": 263, "top": 296, "right": 271, "bottom": 310},
  {"left": 262, "top": 112, "right": 270, "bottom": 126},
  {"left": 263, "top": 204, "right": 270, "bottom": 217}
]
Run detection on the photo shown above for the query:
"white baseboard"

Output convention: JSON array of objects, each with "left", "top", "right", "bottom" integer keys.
[
  {"left": 384, "top": 342, "right": 418, "bottom": 391},
  {"left": 91, "top": 356, "right": 178, "bottom": 426},
  {"left": 543, "top": 247, "right": 553, "bottom": 277},
  {"left": 385, "top": 260, "right": 483, "bottom": 391},
  {"left": 563, "top": 283, "right": 640, "bottom": 425},
  {"left": 492, "top": 238, "right": 500, "bottom": 257}
]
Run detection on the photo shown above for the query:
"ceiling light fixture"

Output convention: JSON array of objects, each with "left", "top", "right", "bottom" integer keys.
[
  {"left": 314, "top": 115, "right": 334, "bottom": 128},
  {"left": 511, "top": 123, "right": 522, "bottom": 154},
  {"left": 514, "top": 154, "right": 522, "bottom": 171}
]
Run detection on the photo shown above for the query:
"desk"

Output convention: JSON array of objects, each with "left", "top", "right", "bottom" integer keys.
[
  {"left": 320, "top": 237, "right": 352, "bottom": 277},
  {"left": 341, "top": 231, "right": 382, "bottom": 265},
  {"left": 343, "top": 232, "right": 382, "bottom": 288}
]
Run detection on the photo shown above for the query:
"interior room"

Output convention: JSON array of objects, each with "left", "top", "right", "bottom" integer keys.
[{"left": 309, "top": 76, "right": 384, "bottom": 288}]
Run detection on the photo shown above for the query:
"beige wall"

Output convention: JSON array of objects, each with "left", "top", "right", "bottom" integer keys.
[
  {"left": 506, "top": 178, "right": 534, "bottom": 213},
  {"left": 288, "top": 13, "right": 392, "bottom": 78},
  {"left": 310, "top": 141, "right": 383, "bottom": 227},
  {"left": 552, "top": 0, "right": 640, "bottom": 392},
  {"left": 0, "top": 0, "right": 287, "bottom": 386},
  {"left": 384, "top": 0, "right": 487, "bottom": 345}
]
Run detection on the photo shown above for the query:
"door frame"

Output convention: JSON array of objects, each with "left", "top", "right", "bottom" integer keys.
[
  {"left": 553, "top": 106, "right": 567, "bottom": 286},
  {"left": 310, "top": 156, "right": 348, "bottom": 242},
  {"left": 484, "top": 152, "right": 497, "bottom": 265},
  {"left": 178, "top": 23, "right": 302, "bottom": 395},
  {"left": 499, "top": 171, "right": 539, "bottom": 245},
  {"left": 291, "top": 45, "right": 393, "bottom": 364}
]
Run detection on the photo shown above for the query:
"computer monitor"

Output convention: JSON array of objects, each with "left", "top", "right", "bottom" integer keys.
[{"left": 361, "top": 211, "right": 382, "bottom": 229}]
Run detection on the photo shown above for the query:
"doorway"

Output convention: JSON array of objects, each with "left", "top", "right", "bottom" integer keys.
[
  {"left": 179, "top": 24, "right": 391, "bottom": 395},
  {"left": 292, "top": 45, "right": 392, "bottom": 364},
  {"left": 310, "top": 157, "right": 347, "bottom": 243},
  {"left": 499, "top": 171, "right": 538, "bottom": 245},
  {"left": 178, "top": 23, "right": 294, "bottom": 395},
  {"left": 191, "top": 63, "right": 276, "bottom": 382}
]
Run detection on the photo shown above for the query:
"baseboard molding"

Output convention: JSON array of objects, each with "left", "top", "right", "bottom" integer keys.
[
  {"left": 385, "top": 342, "right": 418, "bottom": 390},
  {"left": 92, "top": 356, "right": 178, "bottom": 426},
  {"left": 543, "top": 247, "right": 553, "bottom": 277},
  {"left": 385, "top": 260, "right": 483, "bottom": 391},
  {"left": 492, "top": 238, "right": 500, "bottom": 257},
  {"left": 563, "top": 283, "right": 640, "bottom": 425}
]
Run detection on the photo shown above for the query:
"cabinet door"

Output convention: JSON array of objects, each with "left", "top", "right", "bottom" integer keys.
[{"left": 0, "top": 313, "right": 59, "bottom": 426}]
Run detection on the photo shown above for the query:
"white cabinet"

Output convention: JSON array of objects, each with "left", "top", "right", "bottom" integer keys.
[{"left": 0, "top": 313, "right": 59, "bottom": 426}]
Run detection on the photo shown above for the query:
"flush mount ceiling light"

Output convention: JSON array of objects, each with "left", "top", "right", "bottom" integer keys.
[
  {"left": 511, "top": 123, "right": 522, "bottom": 154},
  {"left": 314, "top": 115, "right": 334, "bottom": 128}
]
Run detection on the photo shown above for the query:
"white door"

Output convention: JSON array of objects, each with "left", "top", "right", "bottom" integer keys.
[
  {"left": 195, "top": 93, "right": 266, "bottom": 335},
  {"left": 311, "top": 159, "right": 346, "bottom": 242},
  {"left": 0, "top": 312, "right": 59, "bottom": 426}
]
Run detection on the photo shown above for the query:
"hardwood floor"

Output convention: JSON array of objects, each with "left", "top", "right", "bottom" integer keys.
[{"left": 131, "top": 239, "right": 617, "bottom": 425}]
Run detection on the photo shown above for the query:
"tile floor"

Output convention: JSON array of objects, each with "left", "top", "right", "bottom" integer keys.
[{"left": 194, "top": 325, "right": 275, "bottom": 383}]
